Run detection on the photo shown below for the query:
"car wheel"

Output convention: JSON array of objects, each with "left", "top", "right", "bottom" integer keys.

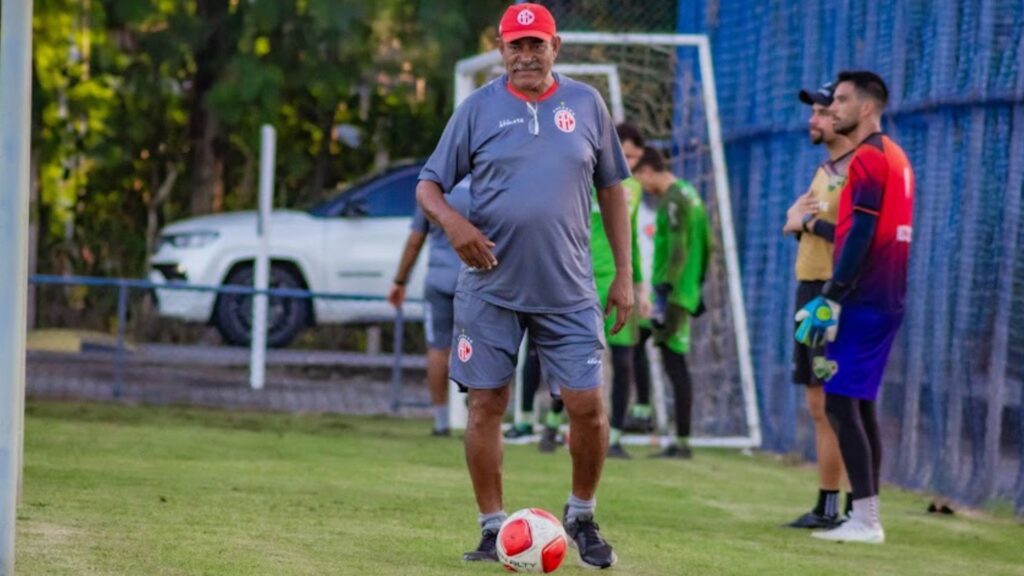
[{"left": 214, "top": 264, "right": 309, "bottom": 348}]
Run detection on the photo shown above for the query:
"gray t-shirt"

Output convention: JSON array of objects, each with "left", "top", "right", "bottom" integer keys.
[
  {"left": 419, "top": 73, "right": 630, "bottom": 313},
  {"left": 411, "top": 178, "right": 471, "bottom": 294}
]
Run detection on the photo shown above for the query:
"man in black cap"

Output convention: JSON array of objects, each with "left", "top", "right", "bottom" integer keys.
[{"left": 780, "top": 81, "right": 854, "bottom": 528}]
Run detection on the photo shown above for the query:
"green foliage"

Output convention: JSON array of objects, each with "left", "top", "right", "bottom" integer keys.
[{"left": 28, "top": 0, "right": 508, "bottom": 282}]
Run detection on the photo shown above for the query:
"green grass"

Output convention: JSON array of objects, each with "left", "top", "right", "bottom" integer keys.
[{"left": 16, "top": 401, "right": 1024, "bottom": 575}]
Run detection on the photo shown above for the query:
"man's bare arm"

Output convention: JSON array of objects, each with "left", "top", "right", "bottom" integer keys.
[
  {"left": 596, "top": 182, "right": 634, "bottom": 333},
  {"left": 416, "top": 180, "right": 497, "bottom": 270}
]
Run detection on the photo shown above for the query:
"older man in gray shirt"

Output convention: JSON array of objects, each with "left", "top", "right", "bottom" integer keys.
[{"left": 416, "top": 3, "right": 633, "bottom": 569}]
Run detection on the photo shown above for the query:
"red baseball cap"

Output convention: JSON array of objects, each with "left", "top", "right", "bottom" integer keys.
[{"left": 499, "top": 3, "right": 557, "bottom": 43}]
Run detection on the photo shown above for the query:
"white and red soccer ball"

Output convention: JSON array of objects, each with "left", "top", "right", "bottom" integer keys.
[{"left": 497, "top": 508, "right": 569, "bottom": 573}]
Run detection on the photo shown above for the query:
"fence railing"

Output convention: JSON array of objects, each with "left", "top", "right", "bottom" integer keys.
[{"left": 27, "top": 274, "right": 427, "bottom": 414}]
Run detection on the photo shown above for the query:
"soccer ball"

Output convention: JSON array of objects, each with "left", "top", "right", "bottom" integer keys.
[{"left": 497, "top": 508, "right": 569, "bottom": 573}]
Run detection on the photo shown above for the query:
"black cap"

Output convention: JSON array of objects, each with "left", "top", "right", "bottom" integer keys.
[{"left": 799, "top": 81, "right": 836, "bottom": 106}]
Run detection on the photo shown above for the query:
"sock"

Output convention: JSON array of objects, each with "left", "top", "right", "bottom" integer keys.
[
  {"left": 609, "top": 428, "right": 622, "bottom": 445},
  {"left": 851, "top": 496, "right": 880, "bottom": 527},
  {"left": 676, "top": 435, "right": 689, "bottom": 447},
  {"left": 544, "top": 409, "right": 562, "bottom": 429},
  {"left": 631, "top": 404, "right": 652, "bottom": 418},
  {"left": 433, "top": 405, "right": 449, "bottom": 431},
  {"left": 844, "top": 492, "right": 854, "bottom": 516},
  {"left": 815, "top": 489, "right": 840, "bottom": 517},
  {"left": 566, "top": 493, "right": 596, "bottom": 523},
  {"left": 479, "top": 510, "right": 507, "bottom": 533}
]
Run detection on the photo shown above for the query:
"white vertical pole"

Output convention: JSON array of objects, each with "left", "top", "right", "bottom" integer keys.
[
  {"left": 250, "top": 125, "right": 276, "bottom": 390},
  {"left": 697, "top": 38, "right": 761, "bottom": 447},
  {"left": 0, "top": 0, "right": 34, "bottom": 572}
]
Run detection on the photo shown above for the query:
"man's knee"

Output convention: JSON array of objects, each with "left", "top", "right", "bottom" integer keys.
[
  {"left": 562, "top": 388, "right": 606, "bottom": 423},
  {"left": 468, "top": 387, "right": 510, "bottom": 420}
]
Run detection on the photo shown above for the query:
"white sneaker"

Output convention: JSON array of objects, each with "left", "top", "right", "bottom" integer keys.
[{"left": 811, "top": 517, "right": 885, "bottom": 544}]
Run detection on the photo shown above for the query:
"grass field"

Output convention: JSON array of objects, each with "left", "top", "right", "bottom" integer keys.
[{"left": 15, "top": 401, "right": 1024, "bottom": 575}]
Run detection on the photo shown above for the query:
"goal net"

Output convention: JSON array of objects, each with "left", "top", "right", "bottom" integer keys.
[{"left": 451, "top": 33, "right": 760, "bottom": 449}]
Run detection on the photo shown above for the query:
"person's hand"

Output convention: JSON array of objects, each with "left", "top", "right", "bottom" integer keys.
[
  {"left": 783, "top": 190, "right": 819, "bottom": 234},
  {"left": 606, "top": 274, "right": 634, "bottom": 334},
  {"left": 388, "top": 283, "right": 406, "bottom": 309},
  {"left": 444, "top": 217, "right": 497, "bottom": 270},
  {"left": 794, "top": 295, "right": 841, "bottom": 347}
]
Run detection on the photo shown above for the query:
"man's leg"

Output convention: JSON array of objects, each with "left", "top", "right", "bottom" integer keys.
[
  {"left": 426, "top": 348, "right": 451, "bottom": 434},
  {"left": 449, "top": 291, "right": 525, "bottom": 561},
  {"left": 461, "top": 386, "right": 511, "bottom": 561},
  {"left": 560, "top": 386, "right": 617, "bottom": 568},
  {"left": 560, "top": 387, "right": 610, "bottom": 500},
  {"left": 626, "top": 327, "right": 654, "bottom": 431},
  {"left": 465, "top": 386, "right": 511, "bottom": 515},
  {"left": 607, "top": 345, "right": 633, "bottom": 457},
  {"left": 425, "top": 286, "right": 454, "bottom": 435},
  {"left": 653, "top": 345, "right": 693, "bottom": 459},
  {"left": 813, "top": 393, "right": 884, "bottom": 543},
  {"left": 530, "top": 306, "right": 616, "bottom": 568},
  {"left": 787, "top": 385, "right": 846, "bottom": 526}
]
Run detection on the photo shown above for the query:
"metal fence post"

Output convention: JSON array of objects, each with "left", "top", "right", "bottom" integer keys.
[
  {"left": 113, "top": 280, "right": 128, "bottom": 398},
  {"left": 390, "top": 309, "right": 405, "bottom": 414}
]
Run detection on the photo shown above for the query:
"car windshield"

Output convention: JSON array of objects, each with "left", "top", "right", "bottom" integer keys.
[{"left": 306, "top": 162, "right": 424, "bottom": 218}]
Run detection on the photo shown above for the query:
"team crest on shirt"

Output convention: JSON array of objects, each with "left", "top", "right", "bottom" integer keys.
[
  {"left": 553, "top": 103, "right": 577, "bottom": 133},
  {"left": 457, "top": 334, "right": 474, "bottom": 363}
]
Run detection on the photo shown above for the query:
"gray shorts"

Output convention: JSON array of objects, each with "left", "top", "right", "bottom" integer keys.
[
  {"left": 449, "top": 291, "right": 604, "bottom": 393},
  {"left": 423, "top": 284, "right": 455, "bottom": 350}
]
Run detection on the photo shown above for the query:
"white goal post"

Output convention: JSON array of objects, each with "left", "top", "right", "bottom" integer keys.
[{"left": 448, "top": 32, "right": 761, "bottom": 450}]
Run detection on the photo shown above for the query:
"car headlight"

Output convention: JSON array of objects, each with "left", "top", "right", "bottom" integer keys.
[{"left": 159, "top": 231, "right": 220, "bottom": 250}]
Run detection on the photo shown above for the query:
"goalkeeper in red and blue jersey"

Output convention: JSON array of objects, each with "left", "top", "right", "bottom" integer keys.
[{"left": 796, "top": 71, "right": 914, "bottom": 544}]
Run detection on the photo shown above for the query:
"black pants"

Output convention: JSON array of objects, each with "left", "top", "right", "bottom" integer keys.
[
  {"left": 825, "top": 393, "right": 881, "bottom": 500},
  {"left": 632, "top": 327, "right": 654, "bottom": 406},
  {"left": 521, "top": 336, "right": 563, "bottom": 415},
  {"left": 661, "top": 345, "right": 693, "bottom": 437},
  {"left": 608, "top": 345, "right": 635, "bottom": 430}
]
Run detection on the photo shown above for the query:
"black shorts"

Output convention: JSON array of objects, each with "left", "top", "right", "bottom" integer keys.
[{"left": 791, "top": 280, "right": 826, "bottom": 386}]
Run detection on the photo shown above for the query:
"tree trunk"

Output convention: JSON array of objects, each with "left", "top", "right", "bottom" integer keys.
[
  {"left": 309, "top": 101, "right": 338, "bottom": 198},
  {"left": 188, "top": 0, "right": 229, "bottom": 216}
]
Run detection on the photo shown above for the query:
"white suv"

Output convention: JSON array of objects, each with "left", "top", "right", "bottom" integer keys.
[{"left": 148, "top": 162, "right": 427, "bottom": 347}]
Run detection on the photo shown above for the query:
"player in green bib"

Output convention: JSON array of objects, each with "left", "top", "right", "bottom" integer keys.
[
  {"left": 632, "top": 146, "right": 711, "bottom": 458},
  {"left": 594, "top": 123, "right": 647, "bottom": 458}
]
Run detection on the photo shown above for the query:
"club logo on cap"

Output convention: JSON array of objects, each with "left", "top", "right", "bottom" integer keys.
[
  {"left": 553, "top": 103, "right": 576, "bottom": 133},
  {"left": 517, "top": 8, "right": 535, "bottom": 25}
]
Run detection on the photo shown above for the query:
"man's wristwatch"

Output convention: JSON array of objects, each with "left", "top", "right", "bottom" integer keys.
[
  {"left": 801, "top": 213, "right": 815, "bottom": 233},
  {"left": 393, "top": 278, "right": 406, "bottom": 286}
]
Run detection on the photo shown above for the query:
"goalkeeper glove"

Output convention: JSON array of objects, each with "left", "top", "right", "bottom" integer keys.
[
  {"left": 794, "top": 295, "right": 841, "bottom": 348},
  {"left": 812, "top": 355, "right": 839, "bottom": 381}
]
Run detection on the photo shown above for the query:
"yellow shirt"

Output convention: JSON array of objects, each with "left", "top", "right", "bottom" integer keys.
[{"left": 795, "top": 154, "right": 850, "bottom": 281}]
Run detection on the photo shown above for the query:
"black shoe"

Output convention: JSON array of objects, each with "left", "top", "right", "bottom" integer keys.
[
  {"left": 462, "top": 528, "right": 498, "bottom": 562},
  {"left": 431, "top": 427, "right": 450, "bottom": 437},
  {"left": 784, "top": 510, "right": 842, "bottom": 529},
  {"left": 606, "top": 443, "right": 630, "bottom": 459},
  {"left": 538, "top": 426, "right": 559, "bottom": 453},
  {"left": 622, "top": 413, "right": 654, "bottom": 433},
  {"left": 651, "top": 444, "right": 692, "bottom": 459},
  {"left": 563, "top": 507, "right": 617, "bottom": 569}
]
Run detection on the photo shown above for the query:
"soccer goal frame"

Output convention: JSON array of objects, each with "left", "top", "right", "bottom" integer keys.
[{"left": 448, "top": 32, "right": 761, "bottom": 450}]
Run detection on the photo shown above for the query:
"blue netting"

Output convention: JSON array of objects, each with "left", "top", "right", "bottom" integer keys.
[{"left": 674, "top": 0, "right": 1024, "bottom": 513}]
